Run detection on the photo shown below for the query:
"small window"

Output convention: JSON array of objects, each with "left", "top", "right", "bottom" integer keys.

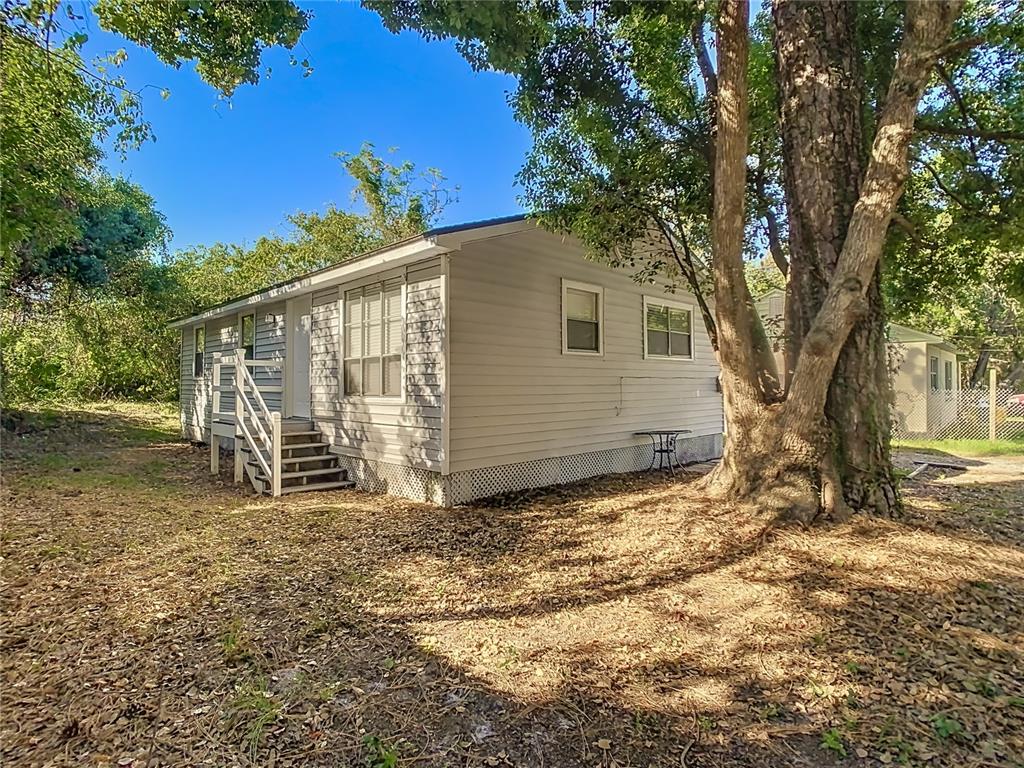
[
  {"left": 240, "top": 313, "right": 256, "bottom": 359},
  {"left": 562, "top": 279, "right": 603, "bottom": 354},
  {"left": 193, "top": 326, "right": 205, "bottom": 377},
  {"left": 944, "top": 359, "right": 954, "bottom": 391},
  {"left": 929, "top": 356, "right": 939, "bottom": 391},
  {"left": 344, "top": 281, "right": 402, "bottom": 397},
  {"left": 644, "top": 297, "right": 693, "bottom": 360}
]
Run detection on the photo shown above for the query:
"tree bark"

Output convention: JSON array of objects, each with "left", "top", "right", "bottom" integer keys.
[
  {"left": 706, "top": 0, "right": 962, "bottom": 523},
  {"left": 773, "top": 0, "right": 899, "bottom": 516}
]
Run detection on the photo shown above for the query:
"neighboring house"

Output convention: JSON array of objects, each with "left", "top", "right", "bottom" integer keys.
[
  {"left": 171, "top": 215, "right": 724, "bottom": 505},
  {"left": 754, "top": 288, "right": 962, "bottom": 437},
  {"left": 887, "top": 323, "right": 962, "bottom": 436}
]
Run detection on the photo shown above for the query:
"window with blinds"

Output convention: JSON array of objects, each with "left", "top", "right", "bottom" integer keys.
[
  {"left": 344, "top": 281, "right": 403, "bottom": 397},
  {"left": 561, "top": 279, "right": 604, "bottom": 355},
  {"left": 644, "top": 296, "right": 693, "bottom": 360}
]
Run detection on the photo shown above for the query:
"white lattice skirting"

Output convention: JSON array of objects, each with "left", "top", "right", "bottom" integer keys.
[{"left": 333, "top": 433, "right": 724, "bottom": 506}]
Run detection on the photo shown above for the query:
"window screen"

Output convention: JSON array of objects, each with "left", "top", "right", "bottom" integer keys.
[
  {"left": 565, "top": 286, "right": 600, "bottom": 352},
  {"left": 193, "top": 326, "right": 205, "bottom": 377},
  {"left": 646, "top": 301, "right": 692, "bottom": 358},
  {"left": 929, "top": 356, "right": 939, "bottom": 391},
  {"left": 240, "top": 313, "right": 255, "bottom": 359},
  {"left": 944, "top": 360, "right": 953, "bottom": 391}
]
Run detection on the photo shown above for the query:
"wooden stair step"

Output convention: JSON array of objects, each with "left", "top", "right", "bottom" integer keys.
[
  {"left": 282, "top": 441, "right": 332, "bottom": 451},
  {"left": 279, "top": 480, "right": 355, "bottom": 495},
  {"left": 247, "top": 455, "right": 338, "bottom": 471},
  {"left": 257, "top": 466, "right": 346, "bottom": 481},
  {"left": 279, "top": 454, "right": 338, "bottom": 466},
  {"left": 280, "top": 430, "right": 324, "bottom": 439}
]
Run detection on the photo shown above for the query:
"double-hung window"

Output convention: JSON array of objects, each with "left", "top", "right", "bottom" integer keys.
[
  {"left": 562, "top": 279, "right": 603, "bottom": 354},
  {"left": 240, "top": 313, "right": 256, "bottom": 359},
  {"left": 193, "top": 326, "right": 206, "bottom": 377},
  {"left": 644, "top": 297, "right": 693, "bottom": 360},
  {"left": 344, "top": 280, "right": 403, "bottom": 397},
  {"left": 944, "top": 360, "right": 954, "bottom": 391},
  {"left": 929, "top": 356, "right": 939, "bottom": 391}
]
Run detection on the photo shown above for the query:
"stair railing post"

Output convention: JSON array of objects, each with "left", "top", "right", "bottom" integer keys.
[
  {"left": 271, "top": 412, "right": 283, "bottom": 497},
  {"left": 233, "top": 347, "right": 247, "bottom": 483}
]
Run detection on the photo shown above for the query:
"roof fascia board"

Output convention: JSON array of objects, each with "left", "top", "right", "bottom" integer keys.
[
  {"left": 434, "top": 218, "right": 537, "bottom": 250},
  {"left": 170, "top": 237, "right": 448, "bottom": 328}
]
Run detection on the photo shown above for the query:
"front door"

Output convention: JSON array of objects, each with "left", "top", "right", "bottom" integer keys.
[{"left": 287, "top": 294, "right": 312, "bottom": 418}]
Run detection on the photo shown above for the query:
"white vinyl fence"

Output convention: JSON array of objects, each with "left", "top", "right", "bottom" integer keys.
[{"left": 892, "top": 374, "right": 1023, "bottom": 441}]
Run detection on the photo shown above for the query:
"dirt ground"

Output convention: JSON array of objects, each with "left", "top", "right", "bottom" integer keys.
[{"left": 2, "top": 403, "right": 1022, "bottom": 768}]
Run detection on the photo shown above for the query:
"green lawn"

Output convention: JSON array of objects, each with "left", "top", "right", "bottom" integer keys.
[{"left": 894, "top": 436, "right": 1024, "bottom": 457}]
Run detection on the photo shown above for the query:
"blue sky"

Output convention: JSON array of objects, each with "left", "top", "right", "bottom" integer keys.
[{"left": 86, "top": 2, "right": 531, "bottom": 253}]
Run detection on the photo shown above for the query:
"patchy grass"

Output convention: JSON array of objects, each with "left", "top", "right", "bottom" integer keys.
[
  {"left": 895, "top": 436, "right": 1024, "bottom": 457},
  {"left": 2, "top": 402, "right": 1023, "bottom": 767}
]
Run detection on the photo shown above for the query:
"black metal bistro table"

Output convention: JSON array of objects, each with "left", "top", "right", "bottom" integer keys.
[{"left": 634, "top": 429, "right": 692, "bottom": 475}]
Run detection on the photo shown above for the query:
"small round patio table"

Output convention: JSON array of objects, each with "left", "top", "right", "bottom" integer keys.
[{"left": 634, "top": 429, "right": 692, "bottom": 475}]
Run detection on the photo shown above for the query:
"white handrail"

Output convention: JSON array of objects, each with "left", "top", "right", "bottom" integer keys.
[
  {"left": 228, "top": 347, "right": 285, "bottom": 497},
  {"left": 238, "top": 362, "right": 274, "bottom": 426},
  {"left": 238, "top": 382, "right": 273, "bottom": 449},
  {"left": 238, "top": 417, "right": 272, "bottom": 477},
  {"left": 243, "top": 358, "right": 284, "bottom": 369}
]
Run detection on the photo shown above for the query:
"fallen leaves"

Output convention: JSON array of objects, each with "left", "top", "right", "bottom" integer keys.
[{"left": 2, "top": 403, "right": 1023, "bottom": 767}]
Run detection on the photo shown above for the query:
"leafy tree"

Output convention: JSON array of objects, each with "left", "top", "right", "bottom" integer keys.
[
  {"left": 2, "top": 0, "right": 307, "bottom": 404},
  {"left": 1, "top": 0, "right": 308, "bottom": 277},
  {"left": 366, "top": 0, "right": 1003, "bottom": 521},
  {"left": 168, "top": 145, "right": 458, "bottom": 315}
]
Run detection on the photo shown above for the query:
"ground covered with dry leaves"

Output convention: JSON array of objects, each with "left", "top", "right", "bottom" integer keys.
[{"left": 2, "top": 403, "right": 1023, "bottom": 768}]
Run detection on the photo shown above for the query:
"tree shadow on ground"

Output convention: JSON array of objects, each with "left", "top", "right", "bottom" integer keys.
[{"left": 3, "top": 406, "right": 1023, "bottom": 767}]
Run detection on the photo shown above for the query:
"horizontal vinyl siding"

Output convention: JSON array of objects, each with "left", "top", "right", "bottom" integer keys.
[
  {"left": 310, "top": 258, "right": 446, "bottom": 470},
  {"left": 179, "top": 328, "right": 200, "bottom": 437},
  {"left": 449, "top": 228, "right": 723, "bottom": 473},
  {"left": 253, "top": 303, "right": 285, "bottom": 413}
]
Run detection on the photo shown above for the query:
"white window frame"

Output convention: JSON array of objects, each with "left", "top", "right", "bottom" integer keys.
[
  {"left": 943, "top": 359, "right": 954, "bottom": 392},
  {"left": 561, "top": 278, "right": 604, "bottom": 356},
  {"left": 340, "top": 277, "right": 406, "bottom": 402},
  {"left": 929, "top": 355, "right": 940, "bottom": 391},
  {"left": 642, "top": 295, "right": 695, "bottom": 361}
]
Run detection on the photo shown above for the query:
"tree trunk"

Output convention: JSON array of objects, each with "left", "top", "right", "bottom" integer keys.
[
  {"left": 774, "top": 0, "right": 899, "bottom": 516},
  {"left": 706, "top": 0, "right": 962, "bottom": 523}
]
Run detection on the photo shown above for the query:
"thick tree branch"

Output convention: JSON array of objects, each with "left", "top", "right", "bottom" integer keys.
[
  {"left": 934, "top": 34, "right": 984, "bottom": 59},
  {"left": 787, "top": 0, "right": 964, "bottom": 421},
  {"left": 712, "top": 0, "right": 781, "bottom": 403},
  {"left": 753, "top": 164, "right": 788, "bottom": 275},
  {"left": 691, "top": 16, "right": 718, "bottom": 102},
  {"left": 915, "top": 121, "right": 1024, "bottom": 142}
]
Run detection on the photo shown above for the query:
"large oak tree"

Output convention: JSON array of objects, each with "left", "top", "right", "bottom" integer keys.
[{"left": 366, "top": 0, "right": 990, "bottom": 521}]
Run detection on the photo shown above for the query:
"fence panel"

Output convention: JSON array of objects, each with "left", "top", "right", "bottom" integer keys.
[{"left": 892, "top": 385, "right": 1024, "bottom": 441}]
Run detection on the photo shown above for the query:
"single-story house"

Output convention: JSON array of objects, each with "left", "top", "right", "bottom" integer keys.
[
  {"left": 171, "top": 215, "right": 724, "bottom": 505},
  {"left": 754, "top": 288, "right": 962, "bottom": 437}
]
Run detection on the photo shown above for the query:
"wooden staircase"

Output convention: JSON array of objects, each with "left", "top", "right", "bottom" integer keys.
[
  {"left": 238, "top": 419, "right": 354, "bottom": 495},
  {"left": 209, "top": 348, "right": 354, "bottom": 497}
]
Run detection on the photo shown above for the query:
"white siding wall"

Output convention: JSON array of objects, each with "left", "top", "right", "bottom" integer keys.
[
  {"left": 891, "top": 340, "right": 929, "bottom": 434},
  {"left": 448, "top": 228, "right": 723, "bottom": 473},
  {"left": 926, "top": 344, "right": 960, "bottom": 432},
  {"left": 252, "top": 302, "right": 286, "bottom": 413},
  {"left": 309, "top": 258, "right": 445, "bottom": 470},
  {"left": 179, "top": 328, "right": 201, "bottom": 440},
  {"left": 177, "top": 315, "right": 236, "bottom": 441}
]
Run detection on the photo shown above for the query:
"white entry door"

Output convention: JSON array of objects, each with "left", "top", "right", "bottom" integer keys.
[{"left": 287, "top": 294, "right": 312, "bottom": 418}]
